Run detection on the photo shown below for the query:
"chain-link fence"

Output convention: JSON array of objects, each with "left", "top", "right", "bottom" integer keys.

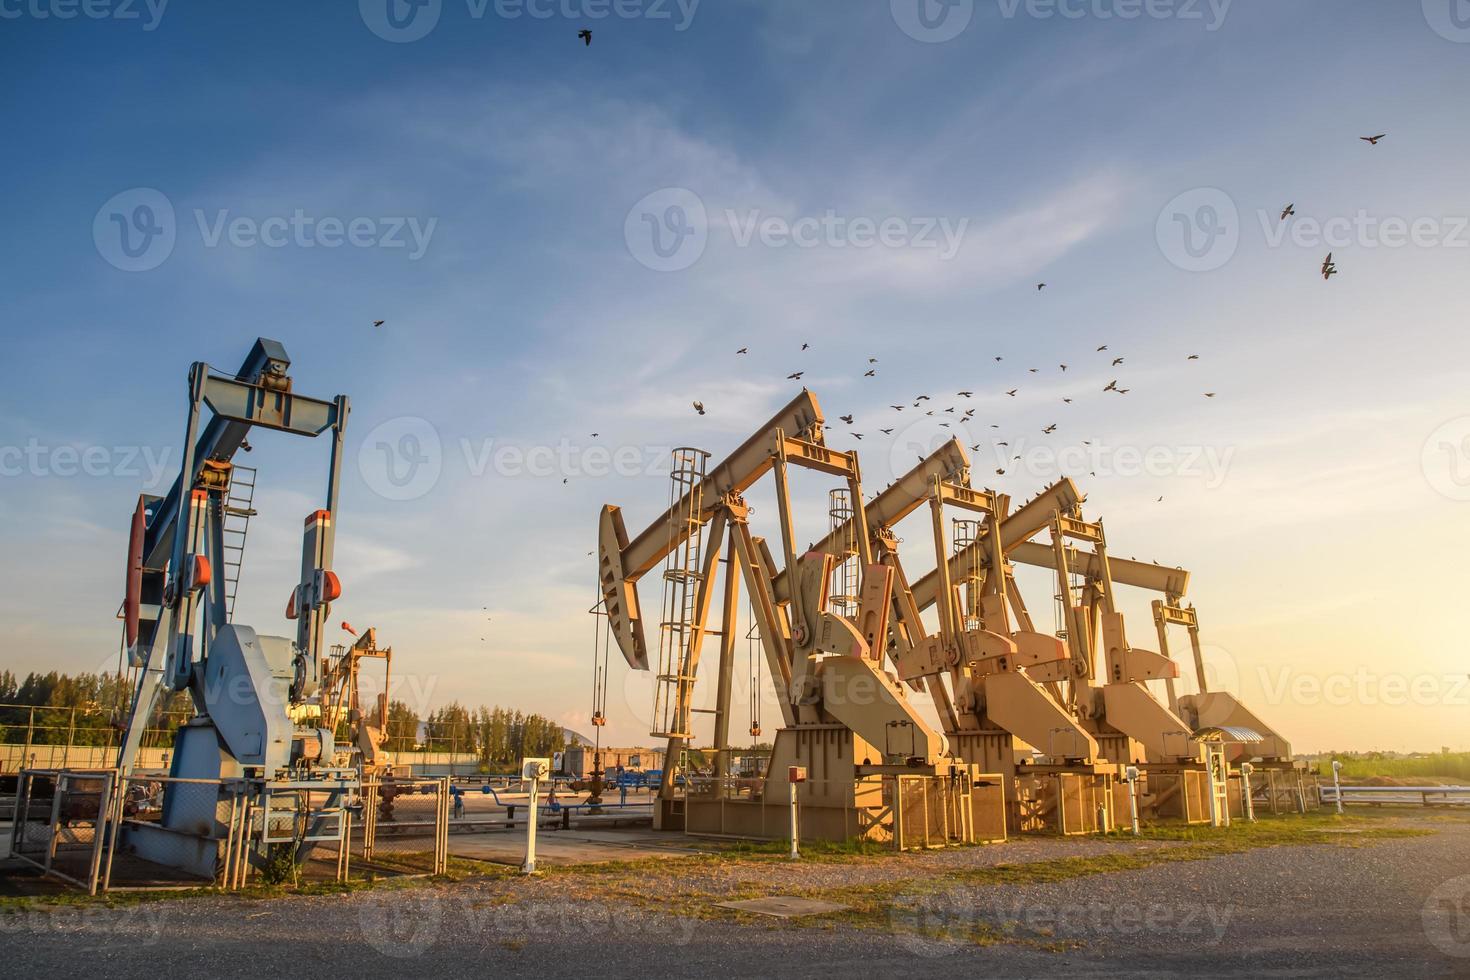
[
  {"left": 7, "top": 769, "right": 115, "bottom": 894},
  {"left": 330, "top": 777, "right": 448, "bottom": 879}
]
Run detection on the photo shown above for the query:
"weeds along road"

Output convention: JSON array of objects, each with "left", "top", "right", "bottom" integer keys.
[{"left": 4, "top": 811, "right": 1469, "bottom": 979}]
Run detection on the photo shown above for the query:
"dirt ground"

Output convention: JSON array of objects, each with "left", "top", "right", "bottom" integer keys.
[{"left": 3, "top": 809, "right": 1469, "bottom": 979}]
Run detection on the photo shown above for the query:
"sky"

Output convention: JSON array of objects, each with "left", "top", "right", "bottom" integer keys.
[{"left": 1, "top": 0, "right": 1467, "bottom": 755}]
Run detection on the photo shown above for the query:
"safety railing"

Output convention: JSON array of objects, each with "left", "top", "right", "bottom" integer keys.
[
  {"left": 7, "top": 768, "right": 115, "bottom": 895},
  {"left": 1321, "top": 784, "right": 1470, "bottom": 807}
]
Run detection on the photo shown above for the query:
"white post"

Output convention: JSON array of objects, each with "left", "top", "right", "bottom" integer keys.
[
  {"left": 521, "top": 758, "right": 549, "bottom": 874},
  {"left": 1124, "top": 766, "right": 1141, "bottom": 837},
  {"left": 1241, "top": 763, "right": 1256, "bottom": 823},
  {"left": 787, "top": 765, "right": 806, "bottom": 860},
  {"left": 1331, "top": 760, "right": 1344, "bottom": 815},
  {"left": 789, "top": 780, "right": 799, "bottom": 860}
]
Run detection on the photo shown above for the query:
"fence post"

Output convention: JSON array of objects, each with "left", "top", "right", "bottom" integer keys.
[
  {"left": 45, "top": 774, "right": 65, "bottom": 872},
  {"left": 86, "top": 772, "right": 113, "bottom": 895}
]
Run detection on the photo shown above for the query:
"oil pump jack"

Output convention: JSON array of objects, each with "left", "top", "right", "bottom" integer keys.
[
  {"left": 598, "top": 391, "right": 996, "bottom": 843},
  {"left": 1136, "top": 573, "right": 1311, "bottom": 811},
  {"left": 320, "top": 624, "right": 393, "bottom": 776},
  {"left": 113, "top": 338, "right": 357, "bottom": 877},
  {"left": 780, "top": 445, "right": 1113, "bottom": 834}
]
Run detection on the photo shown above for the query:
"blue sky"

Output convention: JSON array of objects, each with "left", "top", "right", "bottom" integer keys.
[{"left": 2, "top": 1, "right": 1468, "bottom": 753}]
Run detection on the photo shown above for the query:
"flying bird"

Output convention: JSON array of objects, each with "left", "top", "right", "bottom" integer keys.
[
  {"left": 1187, "top": 354, "right": 1199, "bottom": 360},
  {"left": 1280, "top": 204, "right": 1295, "bottom": 221},
  {"left": 1104, "top": 380, "right": 1118, "bottom": 392},
  {"left": 839, "top": 414, "right": 854, "bottom": 424},
  {"left": 880, "top": 428, "right": 894, "bottom": 435},
  {"left": 868, "top": 357, "right": 877, "bottom": 363},
  {"left": 373, "top": 320, "right": 384, "bottom": 328},
  {"left": 578, "top": 29, "right": 592, "bottom": 46},
  {"left": 736, "top": 347, "right": 748, "bottom": 354},
  {"left": 693, "top": 401, "right": 706, "bottom": 415},
  {"left": 1112, "top": 357, "right": 1124, "bottom": 366},
  {"left": 801, "top": 343, "right": 810, "bottom": 351},
  {"left": 1204, "top": 392, "right": 1217, "bottom": 398},
  {"left": 958, "top": 390, "right": 973, "bottom": 397},
  {"left": 1096, "top": 345, "right": 1108, "bottom": 352},
  {"left": 1360, "top": 134, "right": 1386, "bottom": 145},
  {"left": 787, "top": 371, "right": 804, "bottom": 380},
  {"left": 1321, "top": 253, "right": 1338, "bottom": 280},
  {"left": 1042, "top": 424, "right": 1057, "bottom": 434},
  {"left": 1005, "top": 389, "right": 1017, "bottom": 397},
  {"left": 1036, "top": 283, "right": 1046, "bottom": 291},
  {"left": 864, "top": 369, "right": 876, "bottom": 377},
  {"left": 1059, "top": 364, "right": 1067, "bottom": 371}
]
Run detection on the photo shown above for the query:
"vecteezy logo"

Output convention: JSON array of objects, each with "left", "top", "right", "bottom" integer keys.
[
  {"left": 1156, "top": 187, "right": 1239, "bottom": 272},
  {"left": 891, "top": 0, "right": 974, "bottom": 42},
  {"left": 1422, "top": 416, "right": 1470, "bottom": 502},
  {"left": 888, "top": 891, "right": 966, "bottom": 957},
  {"left": 93, "top": 188, "right": 176, "bottom": 272},
  {"left": 1424, "top": 0, "right": 1470, "bottom": 43},
  {"left": 358, "top": 416, "right": 443, "bottom": 501},
  {"left": 357, "top": 890, "right": 442, "bottom": 958},
  {"left": 360, "top": 0, "right": 442, "bottom": 42},
  {"left": 1424, "top": 875, "right": 1470, "bottom": 957},
  {"left": 888, "top": 417, "right": 974, "bottom": 486},
  {"left": 624, "top": 187, "right": 708, "bottom": 272}
]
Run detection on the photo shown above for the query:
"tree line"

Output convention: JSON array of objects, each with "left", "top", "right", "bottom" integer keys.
[
  {"left": 1, "top": 670, "right": 567, "bottom": 767},
  {"left": 0, "top": 669, "right": 189, "bottom": 745},
  {"left": 383, "top": 701, "right": 569, "bottom": 766}
]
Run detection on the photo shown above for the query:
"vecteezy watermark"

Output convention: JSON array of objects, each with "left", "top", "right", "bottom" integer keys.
[
  {"left": 0, "top": 439, "right": 174, "bottom": 486},
  {"left": 994, "top": 0, "right": 1232, "bottom": 30},
  {"left": 1158, "top": 187, "right": 1470, "bottom": 272},
  {"left": 726, "top": 210, "right": 969, "bottom": 260},
  {"left": 1256, "top": 209, "right": 1470, "bottom": 252},
  {"left": 1425, "top": 875, "right": 1470, "bottom": 958},
  {"left": 624, "top": 187, "right": 708, "bottom": 272},
  {"left": 0, "top": 904, "right": 169, "bottom": 947},
  {"left": 892, "top": 0, "right": 1230, "bottom": 42},
  {"left": 623, "top": 188, "right": 970, "bottom": 272},
  {"left": 359, "top": 417, "right": 444, "bottom": 502},
  {"left": 93, "top": 188, "right": 438, "bottom": 272},
  {"left": 1254, "top": 667, "right": 1470, "bottom": 709},
  {"left": 356, "top": 416, "right": 676, "bottom": 501},
  {"left": 93, "top": 188, "right": 177, "bottom": 273},
  {"left": 889, "top": 891, "right": 1234, "bottom": 956},
  {"left": 356, "top": 891, "right": 697, "bottom": 957},
  {"left": 358, "top": 890, "right": 443, "bottom": 958},
  {"left": 885, "top": 417, "right": 1235, "bottom": 489},
  {"left": 1423, "top": 0, "right": 1470, "bottom": 44},
  {"left": 1156, "top": 187, "right": 1240, "bottom": 273},
  {"left": 359, "top": 0, "right": 699, "bottom": 43},
  {"left": 0, "top": 0, "right": 168, "bottom": 30},
  {"left": 1422, "top": 417, "right": 1470, "bottom": 502},
  {"left": 890, "top": 0, "right": 974, "bottom": 43}
]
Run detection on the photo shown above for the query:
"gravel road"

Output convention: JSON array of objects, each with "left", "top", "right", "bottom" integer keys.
[{"left": 4, "top": 812, "right": 1468, "bottom": 979}]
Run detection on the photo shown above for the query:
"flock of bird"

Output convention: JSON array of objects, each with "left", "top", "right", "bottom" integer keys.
[
  {"left": 666, "top": 133, "right": 1393, "bottom": 497},
  {"left": 690, "top": 336, "right": 1208, "bottom": 492}
]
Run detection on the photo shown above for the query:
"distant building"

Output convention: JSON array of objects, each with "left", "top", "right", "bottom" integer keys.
[{"left": 559, "top": 744, "right": 665, "bottom": 777}]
